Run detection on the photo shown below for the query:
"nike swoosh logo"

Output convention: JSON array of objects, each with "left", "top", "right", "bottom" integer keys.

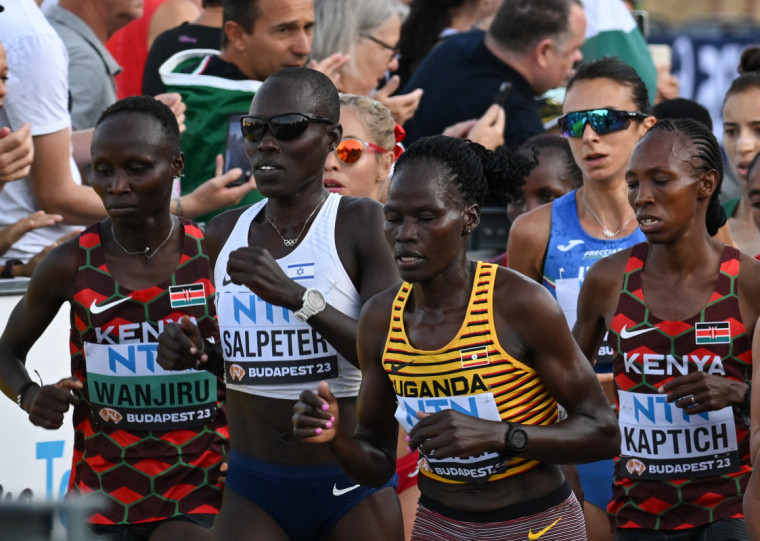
[
  {"left": 557, "top": 240, "right": 584, "bottom": 252},
  {"left": 332, "top": 483, "right": 361, "bottom": 496},
  {"left": 222, "top": 275, "right": 233, "bottom": 286},
  {"left": 407, "top": 466, "right": 419, "bottom": 478},
  {"left": 619, "top": 325, "right": 657, "bottom": 339},
  {"left": 90, "top": 296, "right": 131, "bottom": 314},
  {"left": 528, "top": 517, "right": 561, "bottom": 540}
]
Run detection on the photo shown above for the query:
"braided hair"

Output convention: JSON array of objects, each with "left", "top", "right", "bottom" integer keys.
[
  {"left": 394, "top": 135, "right": 533, "bottom": 208},
  {"left": 642, "top": 118, "right": 726, "bottom": 236}
]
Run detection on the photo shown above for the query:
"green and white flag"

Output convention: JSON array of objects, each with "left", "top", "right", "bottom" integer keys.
[{"left": 581, "top": 0, "right": 658, "bottom": 103}]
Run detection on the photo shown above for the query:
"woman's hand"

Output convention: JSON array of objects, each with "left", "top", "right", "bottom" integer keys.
[
  {"left": 293, "top": 381, "right": 339, "bottom": 443},
  {"left": 408, "top": 410, "right": 507, "bottom": 459},
  {"left": 156, "top": 316, "right": 207, "bottom": 371},
  {"left": 25, "top": 376, "right": 82, "bottom": 430}
]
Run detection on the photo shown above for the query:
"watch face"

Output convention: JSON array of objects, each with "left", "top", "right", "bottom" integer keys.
[
  {"left": 306, "top": 289, "right": 326, "bottom": 310},
  {"left": 510, "top": 428, "right": 528, "bottom": 451}
]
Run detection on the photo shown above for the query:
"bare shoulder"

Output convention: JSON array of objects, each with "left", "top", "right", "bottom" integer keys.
[
  {"left": 736, "top": 251, "right": 760, "bottom": 323},
  {"left": 583, "top": 248, "right": 630, "bottom": 290},
  {"left": 492, "top": 265, "right": 557, "bottom": 315},
  {"left": 337, "top": 195, "right": 383, "bottom": 220},
  {"left": 359, "top": 285, "right": 399, "bottom": 328},
  {"left": 506, "top": 203, "right": 553, "bottom": 280},
  {"left": 28, "top": 234, "right": 80, "bottom": 303},
  {"left": 205, "top": 205, "right": 249, "bottom": 255}
]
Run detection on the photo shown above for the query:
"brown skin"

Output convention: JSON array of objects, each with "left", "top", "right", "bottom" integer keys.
[
  {"left": 575, "top": 131, "right": 760, "bottom": 530},
  {"left": 0, "top": 112, "right": 215, "bottom": 540},
  {"left": 293, "top": 160, "right": 619, "bottom": 513},
  {"left": 156, "top": 77, "right": 403, "bottom": 541}
]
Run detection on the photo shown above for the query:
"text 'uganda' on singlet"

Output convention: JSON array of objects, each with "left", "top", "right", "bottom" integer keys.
[
  {"left": 69, "top": 219, "right": 227, "bottom": 525},
  {"left": 383, "top": 261, "right": 559, "bottom": 485},
  {"left": 215, "top": 193, "right": 362, "bottom": 400},
  {"left": 609, "top": 243, "right": 751, "bottom": 531}
]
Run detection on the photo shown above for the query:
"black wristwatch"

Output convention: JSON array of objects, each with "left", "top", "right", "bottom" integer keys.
[{"left": 504, "top": 422, "right": 528, "bottom": 456}]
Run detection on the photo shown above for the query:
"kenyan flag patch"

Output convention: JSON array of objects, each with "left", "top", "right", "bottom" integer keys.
[
  {"left": 695, "top": 322, "right": 730, "bottom": 345},
  {"left": 169, "top": 283, "right": 206, "bottom": 308}
]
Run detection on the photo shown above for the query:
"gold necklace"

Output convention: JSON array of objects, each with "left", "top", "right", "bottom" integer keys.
[
  {"left": 582, "top": 190, "right": 635, "bottom": 238},
  {"left": 266, "top": 194, "right": 327, "bottom": 247},
  {"left": 111, "top": 216, "right": 176, "bottom": 259}
]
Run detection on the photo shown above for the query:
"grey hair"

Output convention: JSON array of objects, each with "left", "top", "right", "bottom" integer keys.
[{"left": 312, "top": 0, "right": 408, "bottom": 80}]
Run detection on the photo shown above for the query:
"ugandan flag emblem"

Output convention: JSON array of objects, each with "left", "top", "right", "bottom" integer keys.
[
  {"left": 169, "top": 283, "right": 206, "bottom": 308},
  {"left": 695, "top": 321, "right": 730, "bottom": 345},
  {"left": 460, "top": 345, "right": 489, "bottom": 369}
]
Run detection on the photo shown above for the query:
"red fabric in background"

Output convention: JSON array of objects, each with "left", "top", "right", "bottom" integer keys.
[{"left": 106, "top": 0, "right": 167, "bottom": 99}]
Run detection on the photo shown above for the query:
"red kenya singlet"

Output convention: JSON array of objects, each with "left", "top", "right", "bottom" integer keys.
[
  {"left": 609, "top": 243, "right": 751, "bottom": 530},
  {"left": 69, "top": 219, "right": 227, "bottom": 525}
]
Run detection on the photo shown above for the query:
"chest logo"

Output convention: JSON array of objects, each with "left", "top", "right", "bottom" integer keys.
[
  {"left": 460, "top": 345, "right": 489, "bottom": 369},
  {"left": 557, "top": 239, "right": 584, "bottom": 252},
  {"left": 695, "top": 322, "right": 730, "bottom": 344},
  {"left": 90, "top": 296, "right": 131, "bottom": 314},
  {"left": 620, "top": 325, "right": 657, "bottom": 339},
  {"left": 169, "top": 283, "right": 206, "bottom": 308}
]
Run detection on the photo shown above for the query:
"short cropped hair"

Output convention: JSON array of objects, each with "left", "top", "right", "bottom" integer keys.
[
  {"left": 260, "top": 67, "right": 340, "bottom": 122},
  {"left": 97, "top": 96, "right": 181, "bottom": 154},
  {"left": 222, "top": 0, "right": 261, "bottom": 49},
  {"left": 488, "top": 0, "right": 582, "bottom": 54}
]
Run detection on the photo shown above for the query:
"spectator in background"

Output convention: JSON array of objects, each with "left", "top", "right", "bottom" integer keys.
[
  {"left": 142, "top": 0, "right": 223, "bottom": 95},
  {"left": 311, "top": 0, "right": 423, "bottom": 126},
  {"left": 106, "top": 0, "right": 200, "bottom": 99},
  {"left": 46, "top": 0, "right": 184, "bottom": 131},
  {"left": 396, "top": 0, "right": 504, "bottom": 88},
  {"left": 0, "top": 40, "right": 33, "bottom": 187},
  {"left": 159, "top": 0, "right": 348, "bottom": 223},
  {"left": 402, "top": 0, "right": 586, "bottom": 148}
]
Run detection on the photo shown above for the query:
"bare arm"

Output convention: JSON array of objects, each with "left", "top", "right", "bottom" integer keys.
[
  {"left": 0, "top": 239, "right": 81, "bottom": 427},
  {"left": 29, "top": 129, "right": 105, "bottom": 224},
  {"left": 499, "top": 269, "right": 620, "bottom": 463},
  {"left": 293, "top": 291, "right": 400, "bottom": 487},
  {"left": 573, "top": 255, "right": 626, "bottom": 360},
  {"left": 506, "top": 204, "right": 552, "bottom": 283}
]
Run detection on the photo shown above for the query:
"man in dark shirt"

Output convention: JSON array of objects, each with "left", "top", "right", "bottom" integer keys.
[{"left": 402, "top": 0, "right": 586, "bottom": 149}]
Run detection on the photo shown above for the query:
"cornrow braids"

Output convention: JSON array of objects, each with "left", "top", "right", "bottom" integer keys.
[
  {"left": 395, "top": 135, "right": 533, "bottom": 207},
  {"left": 644, "top": 118, "right": 726, "bottom": 236}
]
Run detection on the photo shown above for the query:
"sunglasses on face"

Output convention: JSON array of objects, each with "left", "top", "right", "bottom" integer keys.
[
  {"left": 240, "top": 113, "right": 332, "bottom": 142},
  {"left": 557, "top": 108, "right": 648, "bottom": 138},
  {"left": 335, "top": 138, "right": 387, "bottom": 164}
]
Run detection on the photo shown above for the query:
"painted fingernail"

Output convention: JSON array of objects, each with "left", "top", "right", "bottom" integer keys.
[
  {"left": 321, "top": 404, "right": 329, "bottom": 411},
  {"left": 330, "top": 416, "right": 335, "bottom": 423},
  {"left": 316, "top": 428, "right": 323, "bottom": 435},
  {"left": 326, "top": 422, "right": 333, "bottom": 429},
  {"left": 405, "top": 435, "right": 411, "bottom": 441}
]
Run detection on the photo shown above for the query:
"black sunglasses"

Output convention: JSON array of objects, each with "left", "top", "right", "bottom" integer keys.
[
  {"left": 240, "top": 113, "right": 333, "bottom": 142},
  {"left": 557, "top": 108, "right": 649, "bottom": 138}
]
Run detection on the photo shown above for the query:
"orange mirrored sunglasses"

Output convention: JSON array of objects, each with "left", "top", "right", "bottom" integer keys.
[{"left": 335, "top": 138, "right": 388, "bottom": 164}]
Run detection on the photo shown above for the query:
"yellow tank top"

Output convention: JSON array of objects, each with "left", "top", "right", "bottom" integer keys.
[{"left": 382, "top": 261, "right": 558, "bottom": 484}]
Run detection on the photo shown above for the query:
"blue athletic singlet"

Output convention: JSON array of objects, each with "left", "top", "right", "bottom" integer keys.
[{"left": 542, "top": 190, "right": 645, "bottom": 331}]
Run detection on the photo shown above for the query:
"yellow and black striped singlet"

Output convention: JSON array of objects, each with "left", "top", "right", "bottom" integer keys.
[{"left": 382, "top": 261, "right": 559, "bottom": 484}]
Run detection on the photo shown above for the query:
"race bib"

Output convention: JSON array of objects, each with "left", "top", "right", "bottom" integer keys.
[
  {"left": 218, "top": 291, "right": 339, "bottom": 385},
  {"left": 555, "top": 277, "right": 581, "bottom": 329},
  {"left": 85, "top": 342, "right": 218, "bottom": 430},
  {"left": 618, "top": 390, "right": 739, "bottom": 479},
  {"left": 395, "top": 393, "right": 507, "bottom": 484}
]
